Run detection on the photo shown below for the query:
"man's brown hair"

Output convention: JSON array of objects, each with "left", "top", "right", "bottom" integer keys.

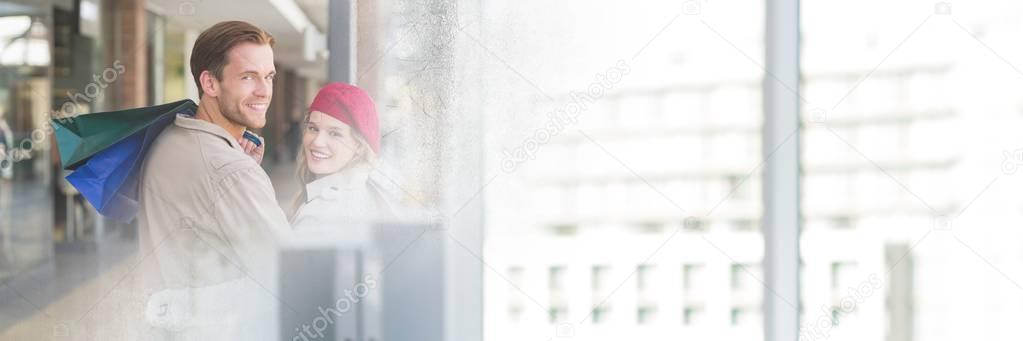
[{"left": 190, "top": 21, "right": 275, "bottom": 97}]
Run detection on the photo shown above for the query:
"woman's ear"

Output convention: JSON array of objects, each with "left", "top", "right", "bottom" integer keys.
[
  {"left": 355, "top": 141, "right": 365, "bottom": 159},
  {"left": 355, "top": 139, "right": 370, "bottom": 160}
]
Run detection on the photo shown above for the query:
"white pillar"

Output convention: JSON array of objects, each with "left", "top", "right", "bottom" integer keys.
[
  {"left": 150, "top": 14, "right": 165, "bottom": 105},
  {"left": 328, "top": 0, "right": 356, "bottom": 83},
  {"left": 183, "top": 29, "right": 199, "bottom": 101},
  {"left": 763, "top": 0, "right": 801, "bottom": 340}
]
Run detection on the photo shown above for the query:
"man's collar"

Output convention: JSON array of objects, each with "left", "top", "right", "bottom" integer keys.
[{"left": 173, "top": 114, "right": 242, "bottom": 150}]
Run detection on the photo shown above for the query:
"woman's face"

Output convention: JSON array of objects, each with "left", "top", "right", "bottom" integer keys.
[{"left": 303, "top": 111, "right": 362, "bottom": 175}]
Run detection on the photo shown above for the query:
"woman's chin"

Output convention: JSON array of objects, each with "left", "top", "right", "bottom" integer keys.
[{"left": 307, "top": 162, "right": 336, "bottom": 176}]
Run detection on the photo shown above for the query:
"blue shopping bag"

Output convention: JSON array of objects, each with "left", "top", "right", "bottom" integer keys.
[{"left": 60, "top": 100, "right": 196, "bottom": 223}]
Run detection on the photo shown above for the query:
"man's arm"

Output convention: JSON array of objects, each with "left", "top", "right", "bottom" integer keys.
[{"left": 208, "top": 164, "right": 291, "bottom": 286}]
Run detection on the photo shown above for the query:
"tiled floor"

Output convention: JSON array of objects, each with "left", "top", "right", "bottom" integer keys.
[
  {"left": 0, "top": 161, "right": 301, "bottom": 338},
  {"left": 0, "top": 229, "right": 137, "bottom": 338}
]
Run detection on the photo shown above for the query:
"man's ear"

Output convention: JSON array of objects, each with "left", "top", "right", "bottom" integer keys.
[{"left": 199, "top": 70, "right": 219, "bottom": 97}]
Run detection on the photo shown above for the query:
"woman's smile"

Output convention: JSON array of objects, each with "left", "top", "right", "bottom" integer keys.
[{"left": 308, "top": 149, "right": 332, "bottom": 161}]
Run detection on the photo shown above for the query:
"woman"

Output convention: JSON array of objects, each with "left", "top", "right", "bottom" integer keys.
[{"left": 290, "top": 82, "right": 395, "bottom": 236}]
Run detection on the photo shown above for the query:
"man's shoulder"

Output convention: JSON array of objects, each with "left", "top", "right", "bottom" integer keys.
[{"left": 146, "top": 122, "right": 258, "bottom": 182}]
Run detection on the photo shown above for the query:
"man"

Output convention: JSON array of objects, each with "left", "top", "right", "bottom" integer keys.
[{"left": 136, "top": 21, "right": 289, "bottom": 339}]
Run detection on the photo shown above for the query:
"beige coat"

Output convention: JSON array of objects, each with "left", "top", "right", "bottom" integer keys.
[
  {"left": 135, "top": 114, "right": 291, "bottom": 339},
  {"left": 291, "top": 163, "right": 399, "bottom": 242}
]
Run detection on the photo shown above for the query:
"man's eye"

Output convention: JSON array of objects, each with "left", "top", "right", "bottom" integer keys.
[
  {"left": 330, "top": 131, "right": 342, "bottom": 138},
  {"left": 242, "top": 75, "right": 252, "bottom": 80}
]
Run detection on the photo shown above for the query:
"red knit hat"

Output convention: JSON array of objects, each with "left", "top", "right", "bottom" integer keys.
[{"left": 308, "top": 82, "right": 380, "bottom": 153}]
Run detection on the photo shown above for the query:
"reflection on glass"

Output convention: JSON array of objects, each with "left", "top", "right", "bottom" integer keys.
[
  {"left": 801, "top": 2, "right": 1023, "bottom": 341},
  {"left": 482, "top": 0, "right": 765, "bottom": 340},
  {"left": 0, "top": 9, "right": 53, "bottom": 282},
  {"left": 0, "top": 18, "right": 50, "bottom": 67}
]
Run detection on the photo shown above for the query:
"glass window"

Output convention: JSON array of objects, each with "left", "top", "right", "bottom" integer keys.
[
  {"left": 482, "top": 0, "right": 765, "bottom": 339},
  {"left": 682, "top": 263, "right": 704, "bottom": 292},
  {"left": 591, "top": 265, "right": 609, "bottom": 291},
  {"left": 0, "top": 3, "right": 53, "bottom": 282},
  {"left": 683, "top": 305, "right": 705, "bottom": 326},
  {"left": 801, "top": 1, "right": 1023, "bottom": 340}
]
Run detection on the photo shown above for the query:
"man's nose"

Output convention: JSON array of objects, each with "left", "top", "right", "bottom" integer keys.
[{"left": 253, "top": 77, "right": 271, "bottom": 97}]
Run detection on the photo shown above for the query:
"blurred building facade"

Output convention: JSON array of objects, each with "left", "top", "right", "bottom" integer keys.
[{"left": 482, "top": 1, "right": 1023, "bottom": 341}]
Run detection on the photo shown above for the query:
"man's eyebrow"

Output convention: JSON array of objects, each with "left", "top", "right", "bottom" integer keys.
[{"left": 239, "top": 70, "right": 275, "bottom": 76}]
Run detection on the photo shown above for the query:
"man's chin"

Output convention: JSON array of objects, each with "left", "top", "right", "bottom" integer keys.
[
  {"left": 221, "top": 108, "right": 267, "bottom": 129},
  {"left": 243, "top": 114, "right": 267, "bottom": 129}
]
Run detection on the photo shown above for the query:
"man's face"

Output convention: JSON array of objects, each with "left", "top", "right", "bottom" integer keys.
[{"left": 211, "top": 42, "right": 275, "bottom": 129}]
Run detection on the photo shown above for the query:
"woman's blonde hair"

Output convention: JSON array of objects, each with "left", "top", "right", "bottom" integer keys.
[{"left": 288, "top": 114, "right": 378, "bottom": 220}]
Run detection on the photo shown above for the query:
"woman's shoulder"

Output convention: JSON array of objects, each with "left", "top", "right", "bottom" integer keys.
[
  {"left": 367, "top": 178, "right": 401, "bottom": 218},
  {"left": 291, "top": 178, "right": 383, "bottom": 227}
]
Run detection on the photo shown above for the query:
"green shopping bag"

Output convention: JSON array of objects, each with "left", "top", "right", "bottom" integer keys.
[{"left": 52, "top": 99, "right": 196, "bottom": 170}]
